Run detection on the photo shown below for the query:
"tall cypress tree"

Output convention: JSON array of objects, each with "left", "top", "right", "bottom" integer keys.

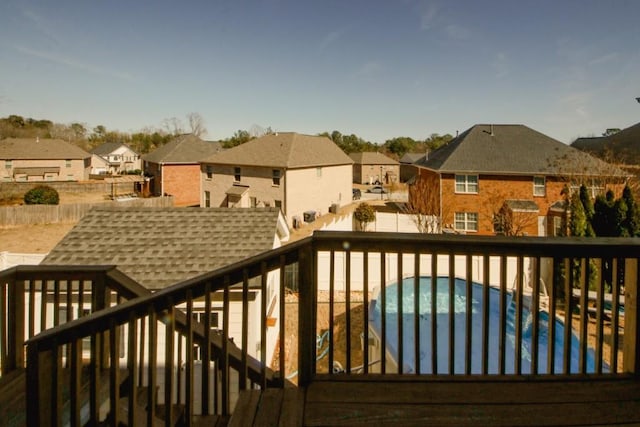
[
  {"left": 569, "top": 191, "right": 587, "bottom": 237},
  {"left": 622, "top": 185, "right": 640, "bottom": 236},
  {"left": 579, "top": 185, "right": 595, "bottom": 237}
]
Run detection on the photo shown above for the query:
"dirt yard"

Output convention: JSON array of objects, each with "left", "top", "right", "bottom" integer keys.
[{"left": 0, "top": 223, "right": 76, "bottom": 253}]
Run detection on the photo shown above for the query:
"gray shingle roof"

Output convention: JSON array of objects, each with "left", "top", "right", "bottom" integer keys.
[
  {"left": 572, "top": 121, "right": 640, "bottom": 165},
  {"left": 349, "top": 152, "right": 399, "bottom": 165},
  {"left": 399, "top": 153, "right": 426, "bottom": 164},
  {"left": 201, "top": 132, "right": 353, "bottom": 168},
  {"left": 42, "top": 207, "right": 287, "bottom": 290},
  {"left": 0, "top": 138, "right": 91, "bottom": 160},
  {"left": 142, "top": 134, "right": 223, "bottom": 164},
  {"left": 415, "top": 124, "right": 625, "bottom": 176},
  {"left": 91, "top": 142, "right": 136, "bottom": 156}
]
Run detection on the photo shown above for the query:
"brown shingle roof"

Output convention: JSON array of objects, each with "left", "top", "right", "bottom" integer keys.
[
  {"left": 0, "top": 138, "right": 91, "bottom": 160},
  {"left": 349, "top": 152, "right": 399, "bottom": 165},
  {"left": 201, "top": 132, "right": 353, "bottom": 168},
  {"left": 42, "top": 207, "right": 287, "bottom": 290},
  {"left": 142, "top": 134, "right": 223, "bottom": 164}
]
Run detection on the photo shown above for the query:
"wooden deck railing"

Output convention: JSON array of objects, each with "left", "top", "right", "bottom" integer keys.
[
  {"left": 0, "top": 265, "right": 147, "bottom": 377},
  {"left": 310, "top": 232, "right": 640, "bottom": 378},
  {"left": 23, "top": 238, "right": 310, "bottom": 426},
  {"left": 18, "top": 232, "right": 640, "bottom": 426}
]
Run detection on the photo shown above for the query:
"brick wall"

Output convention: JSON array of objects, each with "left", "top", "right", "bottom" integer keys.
[
  {"left": 162, "top": 164, "right": 201, "bottom": 207},
  {"left": 413, "top": 169, "right": 625, "bottom": 236}
]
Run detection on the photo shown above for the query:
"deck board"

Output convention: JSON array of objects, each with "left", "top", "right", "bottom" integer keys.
[{"left": 230, "top": 375, "right": 640, "bottom": 426}]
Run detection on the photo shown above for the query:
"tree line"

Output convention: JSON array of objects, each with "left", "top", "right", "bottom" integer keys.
[{"left": 0, "top": 114, "right": 453, "bottom": 158}]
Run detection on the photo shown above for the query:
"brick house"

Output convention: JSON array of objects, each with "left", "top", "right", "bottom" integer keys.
[
  {"left": 143, "top": 134, "right": 223, "bottom": 206},
  {"left": 349, "top": 151, "right": 400, "bottom": 184},
  {"left": 410, "top": 124, "right": 627, "bottom": 236},
  {"left": 0, "top": 138, "right": 91, "bottom": 182},
  {"left": 200, "top": 132, "right": 353, "bottom": 228}
]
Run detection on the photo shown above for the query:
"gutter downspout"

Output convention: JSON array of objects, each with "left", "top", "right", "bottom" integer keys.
[
  {"left": 160, "top": 162, "right": 164, "bottom": 196},
  {"left": 283, "top": 168, "right": 287, "bottom": 226},
  {"left": 439, "top": 173, "right": 443, "bottom": 232}
]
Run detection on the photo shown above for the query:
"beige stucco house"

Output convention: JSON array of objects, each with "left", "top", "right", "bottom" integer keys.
[
  {"left": 0, "top": 137, "right": 91, "bottom": 182},
  {"left": 200, "top": 132, "right": 353, "bottom": 228}
]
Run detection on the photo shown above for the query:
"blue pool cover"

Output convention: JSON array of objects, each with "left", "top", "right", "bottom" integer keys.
[{"left": 369, "top": 276, "right": 600, "bottom": 374}]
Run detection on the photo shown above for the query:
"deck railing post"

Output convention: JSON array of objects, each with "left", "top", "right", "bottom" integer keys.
[
  {"left": 298, "top": 241, "right": 316, "bottom": 386},
  {"left": 624, "top": 258, "right": 640, "bottom": 374},
  {"left": 26, "top": 342, "right": 53, "bottom": 427},
  {"left": 7, "top": 278, "right": 25, "bottom": 371}
]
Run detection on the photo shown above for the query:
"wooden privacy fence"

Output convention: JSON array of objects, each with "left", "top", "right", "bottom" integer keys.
[{"left": 0, "top": 196, "right": 173, "bottom": 226}]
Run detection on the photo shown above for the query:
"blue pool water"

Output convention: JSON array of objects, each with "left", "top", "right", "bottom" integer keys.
[{"left": 369, "top": 276, "right": 600, "bottom": 374}]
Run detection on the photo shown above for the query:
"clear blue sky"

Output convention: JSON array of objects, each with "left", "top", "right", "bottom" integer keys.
[{"left": 1, "top": 0, "right": 639, "bottom": 144}]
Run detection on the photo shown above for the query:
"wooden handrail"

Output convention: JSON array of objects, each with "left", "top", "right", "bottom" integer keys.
[{"left": 18, "top": 232, "right": 640, "bottom": 425}]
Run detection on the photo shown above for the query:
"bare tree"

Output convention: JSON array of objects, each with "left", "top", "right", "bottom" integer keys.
[
  {"left": 162, "top": 117, "right": 184, "bottom": 136},
  {"left": 249, "top": 124, "right": 273, "bottom": 138},
  {"left": 481, "top": 186, "right": 538, "bottom": 236},
  {"left": 187, "top": 112, "right": 207, "bottom": 137},
  {"left": 406, "top": 173, "right": 443, "bottom": 233}
]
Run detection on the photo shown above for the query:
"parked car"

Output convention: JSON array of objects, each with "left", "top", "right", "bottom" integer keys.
[
  {"left": 367, "top": 186, "right": 387, "bottom": 194},
  {"left": 352, "top": 188, "right": 362, "bottom": 200}
]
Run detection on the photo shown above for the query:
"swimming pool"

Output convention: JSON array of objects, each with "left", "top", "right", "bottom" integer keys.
[{"left": 369, "top": 276, "right": 600, "bottom": 374}]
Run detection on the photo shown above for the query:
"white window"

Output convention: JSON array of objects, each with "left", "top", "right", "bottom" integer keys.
[
  {"left": 316, "top": 167, "right": 322, "bottom": 178},
  {"left": 204, "top": 191, "right": 210, "bottom": 207},
  {"left": 234, "top": 167, "right": 241, "bottom": 182},
  {"left": 5, "top": 160, "right": 12, "bottom": 169},
  {"left": 66, "top": 159, "right": 72, "bottom": 168},
  {"left": 533, "top": 176, "right": 545, "bottom": 196},
  {"left": 272, "top": 169, "right": 281, "bottom": 186},
  {"left": 553, "top": 216, "right": 564, "bottom": 236},
  {"left": 455, "top": 175, "right": 478, "bottom": 193},
  {"left": 206, "top": 166, "right": 213, "bottom": 180},
  {"left": 454, "top": 212, "right": 478, "bottom": 232}
]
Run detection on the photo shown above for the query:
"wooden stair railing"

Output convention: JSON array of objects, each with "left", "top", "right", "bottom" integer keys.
[{"left": 24, "top": 238, "right": 310, "bottom": 426}]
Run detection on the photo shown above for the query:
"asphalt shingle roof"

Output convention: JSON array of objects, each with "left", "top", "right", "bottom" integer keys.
[
  {"left": 142, "top": 134, "right": 223, "bottom": 164},
  {"left": 201, "top": 132, "right": 353, "bottom": 168},
  {"left": 90, "top": 142, "right": 135, "bottom": 156},
  {"left": 42, "top": 207, "right": 285, "bottom": 290},
  {"left": 572, "top": 122, "right": 640, "bottom": 165},
  {"left": 399, "top": 153, "right": 426, "bottom": 164},
  {"left": 0, "top": 138, "right": 91, "bottom": 160},
  {"left": 415, "top": 124, "right": 625, "bottom": 176},
  {"left": 349, "top": 152, "right": 399, "bottom": 165}
]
